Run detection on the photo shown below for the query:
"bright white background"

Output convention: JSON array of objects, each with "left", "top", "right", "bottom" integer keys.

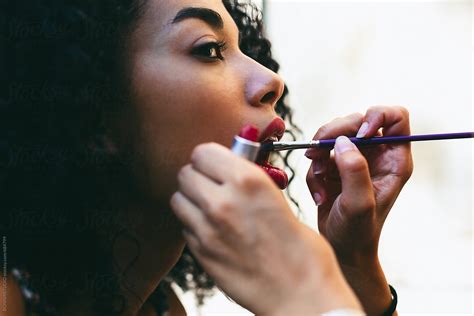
[{"left": 177, "top": 0, "right": 473, "bottom": 314}]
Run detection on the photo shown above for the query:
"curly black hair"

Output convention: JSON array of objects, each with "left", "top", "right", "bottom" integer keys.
[{"left": 0, "top": 0, "right": 302, "bottom": 315}]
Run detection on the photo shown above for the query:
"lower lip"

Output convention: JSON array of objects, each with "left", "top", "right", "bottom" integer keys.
[{"left": 258, "top": 162, "right": 288, "bottom": 190}]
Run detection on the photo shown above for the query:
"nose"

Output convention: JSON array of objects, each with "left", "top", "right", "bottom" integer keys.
[{"left": 245, "top": 59, "right": 285, "bottom": 109}]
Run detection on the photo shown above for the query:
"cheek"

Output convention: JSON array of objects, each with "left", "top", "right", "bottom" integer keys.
[
  {"left": 134, "top": 56, "right": 246, "bottom": 147},
  {"left": 128, "top": 55, "right": 247, "bottom": 198}
]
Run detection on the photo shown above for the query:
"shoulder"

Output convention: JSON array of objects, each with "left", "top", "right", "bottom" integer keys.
[{"left": 0, "top": 273, "right": 26, "bottom": 316}]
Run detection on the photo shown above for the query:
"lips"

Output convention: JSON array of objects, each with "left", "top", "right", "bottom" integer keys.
[
  {"left": 258, "top": 161, "right": 288, "bottom": 190},
  {"left": 258, "top": 117, "right": 286, "bottom": 143},
  {"left": 255, "top": 117, "right": 288, "bottom": 190}
]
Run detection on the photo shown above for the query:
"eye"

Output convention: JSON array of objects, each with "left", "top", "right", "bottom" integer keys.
[{"left": 191, "top": 41, "right": 227, "bottom": 61}]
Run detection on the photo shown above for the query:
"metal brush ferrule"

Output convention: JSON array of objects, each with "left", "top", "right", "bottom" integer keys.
[{"left": 270, "top": 140, "right": 320, "bottom": 151}]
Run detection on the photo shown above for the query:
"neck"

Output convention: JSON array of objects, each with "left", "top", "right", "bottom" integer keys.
[{"left": 113, "top": 199, "right": 186, "bottom": 315}]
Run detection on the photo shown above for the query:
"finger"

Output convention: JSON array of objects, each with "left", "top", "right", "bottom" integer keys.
[
  {"left": 306, "top": 168, "right": 327, "bottom": 206},
  {"left": 182, "top": 228, "right": 201, "bottom": 251},
  {"left": 182, "top": 229, "right": 223, "bottom": 261},
  {"left": 306, "top": 157, "right": 341, "bottom": 206},
  {"left": 305, "top": 112, "right": 364, "bottom": 160},
  {"left": 356, "top": 105, "right": 410, "bottom": 138},
  {"left": 170, "top": 191, "right": 210, "bottom": 235},
  {"left": 322, "top": 155, "right": 342, "bottom": 200},
  {"left": 190, "top": 142, "right": 257, "bottom": 184},
  {"left": 310, "top": 156, "right": 329, "bottom": 175},
  {"left": 334, "top": 136, "right": 375, "bottom": 216},
  {"left": 177, "top": 164, "right": 220, "bottom": 212},
  {"left": 179, "top": 207, "right": 230, "bottom": 263}
]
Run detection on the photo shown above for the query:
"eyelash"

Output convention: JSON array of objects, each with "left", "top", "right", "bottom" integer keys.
[{"left": 191, "top": 40, "right": 228, "bottom": 61}]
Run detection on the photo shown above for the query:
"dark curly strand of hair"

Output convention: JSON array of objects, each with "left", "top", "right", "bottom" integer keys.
[{"left": 0, "top": 0, "right": 302, "bottom": 315}]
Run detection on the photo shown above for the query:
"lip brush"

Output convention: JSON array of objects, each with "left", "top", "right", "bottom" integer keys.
[{"left": 260, "top": 132, "right": 474, "bottom": 152}]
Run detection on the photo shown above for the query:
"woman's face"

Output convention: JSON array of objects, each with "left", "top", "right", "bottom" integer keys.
[{"left": 125, "top": 0, "right": 285, "bottom": 203}]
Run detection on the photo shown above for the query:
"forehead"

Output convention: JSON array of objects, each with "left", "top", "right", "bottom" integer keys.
[
  {"left": 129, "top": 0, "right": 240, "bottom": 51},
  {"left": 142, "top": 0, "right": 235, "bottom": 33}
]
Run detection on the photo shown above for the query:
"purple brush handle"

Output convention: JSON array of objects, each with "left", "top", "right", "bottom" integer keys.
[{"left": 318, "top": 132, "right": 474, "bottom": 149}]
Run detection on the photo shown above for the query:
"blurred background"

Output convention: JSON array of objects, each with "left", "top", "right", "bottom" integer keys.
[{"left": 178, "top": 0, "right": 473, "bottom": 314}]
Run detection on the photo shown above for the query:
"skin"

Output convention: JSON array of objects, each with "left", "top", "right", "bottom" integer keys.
[
  {"left": 171, "top": 141, "right": 363, "bottom": 315},
  {"left": 172, "top": 106, "right": 412, "bottom": 315},
  {"left": 124, "top": 0, "right": 285, "bottom": 203},
  {"left": 3, "top": 1, "right": 284, "bottom": 315},
  {"left": 305, "top": 106, "right": 413, "bottom": 315},
  {"left": 2, "top": 0, "right": 412, "bottom": 314},
  {"left": 113, "top": 1, "right": 415, "bottom": 315},
  {"left": 109, "top": 0, "right": 287, "bottom": 314}
]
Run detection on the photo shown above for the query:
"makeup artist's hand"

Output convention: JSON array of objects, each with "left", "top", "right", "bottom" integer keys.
[
  {"left": 171, "top": 143, "right": 362, "bottom": 316},
  {"left": 305, "top": 106, "right": 413, "bottom": 315}
]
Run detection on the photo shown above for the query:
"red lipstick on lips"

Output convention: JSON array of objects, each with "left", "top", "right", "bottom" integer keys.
[
  {"left": 238, "top": 125, "right": 259, "bottom": 142},
  {"left": 235, "top": 120, "right": 289, "bottom": 190},
  {"left": 258, "top": 117, "right": 286, "bottom": 143},
  {"left": 256, "top": 118, "right": 288, "bottom": 190}
]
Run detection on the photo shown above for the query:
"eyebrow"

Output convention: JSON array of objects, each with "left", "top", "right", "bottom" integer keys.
[{"left": 171, "top": 7, "right": 224, "bottom": 30}]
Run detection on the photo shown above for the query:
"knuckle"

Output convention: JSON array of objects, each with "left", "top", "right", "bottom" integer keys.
[
  {"left": 199, "top": 195, "right": 213, "bottom": 212},
  {"left": 191, "top": 143, "right": 211, "bottom": 162},
  {"left": 182, "top": 164, "right": 193, "bottom": 175},
  {"left": 364, "top": 197, "right": 377, "bottom": 211},
  {"left": 329, "top": 116, "right": 342, "bottom": 123},
  {"left": 366, "top": 105, "right": 385, "bottom": 116},
  {"left": 207, "top": 142, "right": 222, "bottom": 151},
  {"left": 373, "top": 105, "right": 386, "bottom": 111},
  {"left": 340, "top": 195, "right": 375, "bottom": 216},
  {"left": 342, "top": 153, "right": 368, "bottom": 173},
  {"left": 350, "top": 112, "right": 365, "bottom": 131},
  {"left": 170, "top": 192, "right": 179, "bottom": 207},
  {"left": 208, "top": 199, "right": 233, "bottom": 224},
  {"left": 191, "top": 142, "right": 219, "bottom": 162},
  {"left": 206, "top": 142, "right": 224, "bottom": 153},
  {"left": 234, "top": 171, "right": 261, "bottom": 189},
  {"left": 316, "top": 124, "right": 330, "bottom": 138},
  {"left": 192, "top": 142, "right": 225, "bottom": 163},
  {"left": 177, "top": 164, "right": 191, "bottom": 182},
  {"left": 366, "top": 105, "right": 378, "bottom": 113},
  {"left": 197, "top": 230, "right": 217, "bottom": 254},
  {"left": 349, "top": 112, "right": 364, "bottom": 122},
  {"left": 395, "top": 105, "right": 410, "bottom": 119},
  {"left": 177, "top": 167, "right": 185, "bottom": 182}
]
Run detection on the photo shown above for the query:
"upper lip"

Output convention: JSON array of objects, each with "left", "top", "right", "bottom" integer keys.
[{"left": 259, "top": 117, "right": 286, "bottom": 143}]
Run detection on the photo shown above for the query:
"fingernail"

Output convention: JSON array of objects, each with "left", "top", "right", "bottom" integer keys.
[
  {"left": 313, "top": 192, "right": 323, "bottom": 206},
  {"left": 356, "top": 122, "right": 369, "bottom": 138},
  {"left": 335, "top": 136, "right": 356, "bottom": 154},
  {"left": 312, "top": 160, "right": 325, "bottom": 174},
  {"left": 304, "top": 148, "right": 315, "bottom": 158}
]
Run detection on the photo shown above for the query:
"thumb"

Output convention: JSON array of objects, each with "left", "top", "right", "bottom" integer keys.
[{"left": 334, "top": 136, "right": 375, "bottom": 217}]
